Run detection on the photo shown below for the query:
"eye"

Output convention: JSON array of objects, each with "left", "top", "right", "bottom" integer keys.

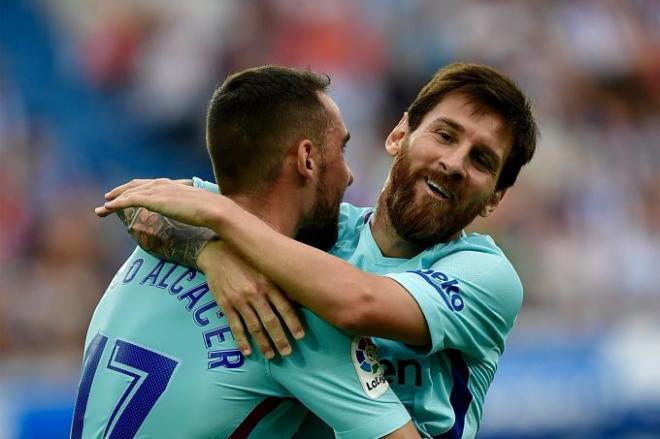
[
  {"left": 436, "top": 130, "right": 454, "bottom": 143},
  {"left": 472, "top": 153, "right": 493, "bottom": 171}
]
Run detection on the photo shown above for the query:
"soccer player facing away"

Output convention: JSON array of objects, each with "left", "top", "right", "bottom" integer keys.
[
  {"left": 72, "top": 66, "right": 420, "bottom": 439},
  {"left": 101, "top": 63, "right": 538, "bottom": 438}
]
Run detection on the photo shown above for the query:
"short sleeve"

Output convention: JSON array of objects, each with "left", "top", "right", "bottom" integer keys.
[
  {"left": 386, "top": 251, "right": 523, "bottom": 359},
  {"left": 192, "top": 177, "right": 220, "bottom": 194},
  {"left": 270, "top": 309, "right": 411, "bottom": 439}
]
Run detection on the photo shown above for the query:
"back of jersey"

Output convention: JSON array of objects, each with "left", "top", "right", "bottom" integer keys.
[{"left": 70, "top": 248, "right": 303, "bottom": 439}]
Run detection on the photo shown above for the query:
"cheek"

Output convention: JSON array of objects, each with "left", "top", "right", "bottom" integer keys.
[
  {"left": 466, "top": 175, "right": 496, "bottom": 201},
  {"left": 326, "top": 166, "right": 347, "bottom": 193},
  {"left": 410, "top": 149, "right": 440, "bottom": 173},
  {"left": 341, "top": 164, "right": 350, "bottom": 182},
  {"left": 337, "top": 159, "right": 351, "bottom": 185}
]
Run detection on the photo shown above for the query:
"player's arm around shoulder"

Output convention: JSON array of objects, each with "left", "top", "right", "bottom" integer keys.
[{"left": 100, "top": 178, "right": 431, "bottom": 349}]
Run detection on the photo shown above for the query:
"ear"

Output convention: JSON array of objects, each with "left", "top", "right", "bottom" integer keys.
[
  {"left": 295, "top": 139, "right": 316, "bottom": 180},
  {"left": 480, "top": 188, "right": 507, "bottom": 217},
  {"left": 385, "top": 112, "right": 409, "bottom": 157}
]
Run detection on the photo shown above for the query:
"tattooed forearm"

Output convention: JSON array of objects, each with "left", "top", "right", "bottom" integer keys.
[{"left": 117, "top": 207, "right": 218, "bottom": 270}]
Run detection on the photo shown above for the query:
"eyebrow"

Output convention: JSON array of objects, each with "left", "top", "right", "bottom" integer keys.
[{"left": 437, "top": 117, "right": 465, "bottom": 134}]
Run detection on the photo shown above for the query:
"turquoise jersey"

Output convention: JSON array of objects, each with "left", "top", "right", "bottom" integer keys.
[
  {"left": 323, "top": 203, "right": 523, "bottom": 439},
  {"left": 193, "top": 178, "right": 523, "bottom": 438},
  {"left": 88, "top": 178, "right": 521, "bottom": 439},
  {"left": 71, "top": 255, "right": 411, "bottom": 436},
  {"left": 193, "top": 179, "right": 522, "bottom": 438}
]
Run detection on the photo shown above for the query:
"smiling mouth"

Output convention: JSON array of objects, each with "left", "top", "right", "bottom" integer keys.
[{"left": 425, "top": 177, "right": 451, "bottom": 199}]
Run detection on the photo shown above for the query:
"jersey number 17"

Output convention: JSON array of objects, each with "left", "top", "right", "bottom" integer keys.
[{"left": 71, "top": 333, "right": 179, "bottom": 438}]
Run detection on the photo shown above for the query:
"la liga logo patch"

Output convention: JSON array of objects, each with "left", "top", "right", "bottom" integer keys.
[
  {"left": 355, "top": 337, "right": 380, "bottom": 373},
  {"left": 351, "top": 337, "right": 389, "bottom": 399}
]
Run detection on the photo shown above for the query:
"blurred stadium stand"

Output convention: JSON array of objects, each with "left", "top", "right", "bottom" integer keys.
[{"left": 1, "top": 0, "right": 659, "bottom": 437}]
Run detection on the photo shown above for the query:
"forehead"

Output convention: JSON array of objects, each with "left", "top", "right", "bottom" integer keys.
[{"left": 417, "top": 93, "right": 511, "bottom": 155}]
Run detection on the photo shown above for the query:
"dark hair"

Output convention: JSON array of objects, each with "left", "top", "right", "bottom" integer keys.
[
  {"left": 206, "top": 65, "right": 331, "bottom": 194},
  {"left": 407, "top": 63, "right": 538, "bottom": 190}
]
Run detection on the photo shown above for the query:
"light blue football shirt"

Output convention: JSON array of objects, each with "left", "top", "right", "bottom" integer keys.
[
  {"left": 94, "top": 178, "right": 521, "bottom": 439},
  {"left": 71, "top": 224, "right": 411, "bottom": 435},
  {"left": 324, "top": 202, "right": 524, "bottom": 439},
  {"left": 193, "top": 178, "right": 523, "bottom": 438}
]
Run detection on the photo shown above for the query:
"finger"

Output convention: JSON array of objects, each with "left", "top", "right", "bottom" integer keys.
[
  {"left": 104, "top": 178, "right": 156, "bottom": 201},
  {"left": 268, "top": 288, "right": 305, "bottom": 340},
  {"left": 103, "top": 185, "right": 156, "bottom": 211},
  {"left": 103, "top": 195, "right": 139, "bottom": 211},
  {"left": 106, "top": 178, "right": 185, "bottom": 210},
  {"left": 253, "top": 299, "right": 292, "bottom": 356},
  {"left": 94, "top": 205, "right": 115, "bottom": 217},
  {"left": 174, "top": 179, "right": 194, "bottom": 186},
  {"left": 240, "top": 306, "right": 275, "bottom": 359},
  {"left": 104, "top": 179, "right": 145, "bottom": 201},
  {"left": 223, "top": 307, "right": 252, "bottom": 356},
  {"left": 208, "top": 280, "right": 253, "bottom": 357}
]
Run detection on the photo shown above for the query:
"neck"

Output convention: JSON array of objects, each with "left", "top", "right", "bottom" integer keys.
[
  {"left": 370, "top": 191, "right": 426, "bottom": 259},
  {"left": 230, "top": 191, "right": 300, "bottom": 238}
]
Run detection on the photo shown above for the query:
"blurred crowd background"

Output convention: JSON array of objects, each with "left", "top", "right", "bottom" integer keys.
[{"left": 1, "top": 0, "right": 659, "bottom": 437}]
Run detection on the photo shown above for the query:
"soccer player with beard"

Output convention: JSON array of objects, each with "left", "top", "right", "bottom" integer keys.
[
  {"left": 72, "top": 66, "right": 419, "bottom": 439},
  {"left": 101, "top": 63, "right": 538, "bottom": 438}
]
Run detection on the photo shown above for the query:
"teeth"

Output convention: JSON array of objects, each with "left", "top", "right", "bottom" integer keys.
[{"left": 425, "top": 178, "right": 450, "bottom": 198}]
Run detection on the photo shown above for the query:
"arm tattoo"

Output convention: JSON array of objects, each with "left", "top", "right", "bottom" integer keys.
[{"left": 117, "top": 207, "right": 218, "bottom": 270}]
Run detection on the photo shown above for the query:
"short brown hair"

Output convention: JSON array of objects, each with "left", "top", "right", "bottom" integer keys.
[
  {"left": 206, "top": 65, "right": 331, "bottom": 194},
  {"left": 407, "top": 63, "right": 538, "bottom": 190}
]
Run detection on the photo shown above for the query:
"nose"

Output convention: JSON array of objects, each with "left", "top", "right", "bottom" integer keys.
[{"left": 439, "top": 147, "right": 467, "bottom": 181}]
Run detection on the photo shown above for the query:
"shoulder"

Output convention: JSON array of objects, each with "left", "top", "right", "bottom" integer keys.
[
  {"left": 330, "top": 203, "right": 373, "bottom": 252},
  {"left": 339, "top": 202, "right": 373, "bottom": 230},
  {"left": 428, "top": 233, "right": 523, "bottom": 318},
  {"left": 388, "top": 233, "right": 523, "bottom": 356}
]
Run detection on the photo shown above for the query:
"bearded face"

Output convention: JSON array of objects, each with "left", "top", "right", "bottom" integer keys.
[{"left": 385, "top": 138, "right": 494, "bottom": 247}]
